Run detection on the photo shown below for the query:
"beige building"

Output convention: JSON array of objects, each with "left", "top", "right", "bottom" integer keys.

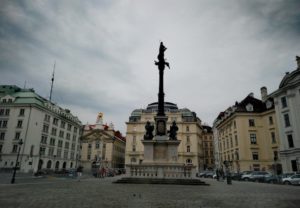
[
  {"left": 80, "top": 116, "right": 126, "bottom": 172},
  {"left": 125, "top": 102, "right": 205, "bottom": 172},
  {"left": 202, "top": 125, "right": 214, "bottom": 170},
  {"left": 213, "top": 93, "right": 281, "bottom": 173}
]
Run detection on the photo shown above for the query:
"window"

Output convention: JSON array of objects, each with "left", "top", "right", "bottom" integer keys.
[
  {"left": 67, "top": 124, "right": 72, "bottom": 131},
  {"left": 64, "top": 150, "right": 68, "bottom": 159},
  {"left": 73, "top": 127, "right": 77, "bottom": 133},
  {"left": 0, "top": 109, "right": 4, "bottom": 116},
  {"left": 271, "top": 132, "right": 276, "bottom": 144},
  {"left": 132, "top": 145, "right": 136, "bottom": 152},
  {"left": 235, "top": 135, "right": 238, "bottom": 146},
  {"left": 42, "top": 125, "right": 49, "bottom": 133},
  {"left": 60, "top": 121, "right": 65, "bottom": 129},
  {"left": 88, "top": 143, "right": 92, "bottom": 148},
  {"left": 249, "top": 119, "right": 255, "bottom": 127},
  {"left": 233, "top": 121, "right": 236, "bottom": 129},
  {"left": 187, "top": 145, "right": 190, "bottom": 152},
  {"left": 287, "top": 134, "right": 294, "bottom": 148},
  {"left": 41, "top": 135, "right": 47, "bottom": 144},
  {"left": 71, "top": 143, "right": 75, "bottom": 150},
  {"left": 252, "top": 152, "right": 259, "bottom": 160},
  {"left": 65, "top": 142, "right": 69, "bottom": 149},
  {"left": 12, "top": 145, "right": 18, "bottom": 153},
  {"left": 50, "top": 138, "right": 55, "bottom": 146},
  {"left": 53, "top": 118, "right": 58, "bottom": 126},
  {"left": 19, "top": 109, "right": 25, "bottom": 116},
  {"left": 58, "top": 140, "right": 63, "bottom": 147},
  {"left": 40, "top": 147, "right": 46, "bottom": 155},
  {"left": 250, "top": 133, "right": 257, "bottom": 144},
  {"left": 186, "top": 159, "right": 192, "bottom": 164},
  {"left": 269, "top": 116, "right": 273, "bottom": 125},
  {"left": 274, "top": 151, "right": 278, "bottom": 161},
  {"left": 187, "top": 136, "right": 190, "bottom": 143},
  {"left": 44, "top": 114, "right": 50, "bottom": 122},
  {"left": 48, "top": 147, "right": 54, "bottom": 156},
  {"left": 133, "top": 136, "right": 136, "bottom": 144},
  {"left": 186, "top": 126, "right": 189, "bottom": 132},
  {"left": 56, "top": 149, "right": 62, "bottom": 158},
  {"left": 0, "top": 120, "right": 8, "bottom": 128},
  {"left": 66, "top": 133, "right": 70, "bottom": 140},
  {"left": 131, "top": 158, "right": 136, "bottom": 163},
  {"left": 95, "top": 142, "right": 100, "bottom": 149},
  {"left": 0, "top": 144, "right": 3, "bottom": 153},
  {"left": 291, "top": 160, "right": 297, "bottom": 172},
  {"left": 51, "top": 128, "right": 57, "bottom": 136},
  {"left": 17, "top": 120, "right": 23, "bottom": 128},
  {"left": 15, "top": 132, "right": 21, "bottom": 140},
  {"left": 230, "top": 137, "right": 233, "bottom": 148},
  {"left": 5, "top": 109, "right": 10, "bottom": 116},
  {"left": 59, "top": 131, "right": 64, "bottom": 138},
  {"left": 284, "top": 114, "right": 291, "bottom": 127},
  {"left": 30, "top": 145, "right": 34, "bottom": 157},
  {"left": 2, "top": 99, "right": 6, "bottom": 103},
  {"left": 0, "top": 132, "right": 5, "bottom": 140},
  {"left": 72, "top": 135, "right": 76, "bottom": 141},
  {"left": 281, "top": 97, "right": 287, "bottom": 108}
]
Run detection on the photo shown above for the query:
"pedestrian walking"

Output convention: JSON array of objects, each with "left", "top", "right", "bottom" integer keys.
[{"left": 76, "top": 166, "right": 83, "bottom": 182}]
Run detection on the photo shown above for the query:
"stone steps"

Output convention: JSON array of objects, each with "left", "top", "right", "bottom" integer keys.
[{"left": 113, "top": 177, "right": 209, "bottom": 185}]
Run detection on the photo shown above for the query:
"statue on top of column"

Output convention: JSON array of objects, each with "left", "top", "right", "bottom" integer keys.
[{"left": 155, "top": 42, "right": 170, "bottom": 70}]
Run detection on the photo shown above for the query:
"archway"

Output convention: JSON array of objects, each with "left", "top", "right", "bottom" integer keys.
[
  {"left": 62, "top": 162, "right": 67, "bottom": 169},
  {"left": 55, "top": 161, "right": 60, "bottom": 170},
  {"left": 47, "top": 160, "right": 52, "bottom": 169}
]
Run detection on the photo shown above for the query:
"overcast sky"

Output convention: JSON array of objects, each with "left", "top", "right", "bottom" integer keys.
[{"left": 0, "top": 0, "right": 299, "bottom": 134}]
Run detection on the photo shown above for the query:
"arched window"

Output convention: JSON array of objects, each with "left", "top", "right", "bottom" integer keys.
[{"left": 47, "top": 160, "right": 52, "bottom": 169}]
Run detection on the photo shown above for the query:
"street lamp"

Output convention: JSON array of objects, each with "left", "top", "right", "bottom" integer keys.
[{"left": 11, "top": 139, "right": 23, "bottom": 184}]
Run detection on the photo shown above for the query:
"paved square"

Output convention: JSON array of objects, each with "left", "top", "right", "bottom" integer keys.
[{"left": 0, "top": 175, "right": 299, "bottom": 208}]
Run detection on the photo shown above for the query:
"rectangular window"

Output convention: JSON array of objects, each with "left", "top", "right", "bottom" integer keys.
[
  {"left": 250, "top": 133, "right": 257, "bottom": 144},
  {"left": 58, "top": 140, "right": 63, "bottom": 147},
  {"left": 41, "top": 135, "right": 47, "bottom": 144},
  {"left": 0, "top": 132, "right": 5, "bottom": 140},
  {"left": 53, "top": 118, "right": 58, "bottom": 125},
  {"left": 12, "top": 145, "right": 18, "bottom": 153},
  {"left": 249, "top": 119, "right": 255, "bottom": 127},
  {"left": 71, "top": 143, "right": 75, "bottom": 150},
  {"left": 64, "top": 150, "right": 68, "bottom": 159},
  {"left": 132, "top": 145, "right": 136, "bottom": 152},
  {"left": 281, "top": 97, "right": 287, "bottom": 108},
  {"left": 0, "top": 109, "right": 4, "bottom": 116},
  {"left": 57, "top": 149, "right": 62, "bottom": 158},
  {"left": 59, "top": 131, "right": 64, "bottom": 138},
  {"left": 269, "top": 116, "right": 273, "bottom": 125},
  {"left": 67, "top": 124, "right": 72, "bottom": 131},
  {"left": 51, "top": 128, "right": 57, "bottom": 136},
  {"left": 187, "top": 136, "right": 190, "bottom": 143},
  {"left": 233, "top": 121, "right": 236, "bottom": 129},
  {"left": 50, "top": 138, "right": 55, "bottom": 146},
  {"left": 60, "top": 121, "right": 65, "bottom": 129},
  {"left": 5, "top": 109, "right": 10, "bottom": 116},
  {"left": 15, "top": 132, "right": 21, "bottom": 140},
  {"left": 65, "top": 142, "right": 70, "bottom": 149},
  {"left": 42, "top": 125, "right": 49, "bottom": 133},
  {"left": 72, "top": 135, "right": 76, "bottom": 141},
  {"left": 73, "top": 127, "right": 77, "bottom": 133},
  {"left": 230, "top": 137, "right": 233, "bottom": 148},
  {"left": 252, "top": 152, "right": 259, "bottom": 160},
  {"left": 271, "top": 132, "right": 276, "bottom": 144},
  {"left": 186, "top": 126, "right": 189, "bottom": 132},
  {"left": 19, "top": 109, "right": 25, "bottom": 116},
  {"left": 88, "top": 143, "right": 92, "bottom": 148},
  {"left": 235, "top": 135, "right": 238, "bottom": 146},
  {"left": 287, "top": 134, "right": 294, "bottom": 148},
  {"left": 274, "top": 151, "right": 278, "bottom": 161},
  {"left": 39, "top": 147, "right": 46, "bottom": 155},
  {"left": 291, "top": 160, "right": 297, "bottom": 172},
  {"left": 95, "top": 142, "right": 100, "bottom": 149},
  {"left": 48, "top": 147, "right": 54, "bottom": 156},
  {"left": 0, "top": 144, "right": 3, "bottom": 153},
  {"left": 2, "top": 120, "right": 7, "bottom": 128},
  {"left": 284, "top": 114, "right": 291, "bottom": 127},
  {"left": 44, "top": 114, "right": 50, "bottom": 122},
  {"left": 17, "top": 120, "right": 23, "bottom": 128},
  {"left": 66, "top": 133, "right": 70, "bottom": 140},
  {"left": 187, "top": 145, "right": 190, "bottom": 152},
  {"left": 30, "top": 145, "right": 34, "bottom": 157}
]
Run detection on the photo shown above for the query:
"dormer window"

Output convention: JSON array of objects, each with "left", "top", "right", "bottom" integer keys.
[{"left": 246, "top": 104, "right": 253, "bottom": 112}]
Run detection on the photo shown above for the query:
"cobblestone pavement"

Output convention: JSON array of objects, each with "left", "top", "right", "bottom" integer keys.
[{"left": 0, "top": 176, "right": 299, "bottom": 208}]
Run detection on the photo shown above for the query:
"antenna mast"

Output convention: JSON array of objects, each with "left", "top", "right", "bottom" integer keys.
[{"left": 49, "top": 61, "right": 55, "bottom": 102}]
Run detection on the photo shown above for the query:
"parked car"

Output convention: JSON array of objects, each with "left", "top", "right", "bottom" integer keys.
[
  {"left": 263, "top": 174, "right": 280, "bottom": 184},
  {"left": 279, "top": 172, "right": 296, "bottom": 183},
  {"left": 282, "top": 174, "right": 300, "bottom": 185},
  {"left": 249, "top": 171, "right": 269, "bottom": 182},
  {"left": 230, "top": 172, "right": 243, "bottom": 181},
  {"left": 205, "top": 171, "right": 214, "bottom": 178},
  {"left": 241, "top": 171, "right": 253, "bottom": 181}
]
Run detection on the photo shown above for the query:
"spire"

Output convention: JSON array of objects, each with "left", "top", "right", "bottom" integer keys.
[{"left": 49, "top": 61, "right": 55, "bottom": 102}]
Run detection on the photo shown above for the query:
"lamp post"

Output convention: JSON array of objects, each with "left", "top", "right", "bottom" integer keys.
[{"left": 11, "top": 139, "right": 23, "bottom": 184}]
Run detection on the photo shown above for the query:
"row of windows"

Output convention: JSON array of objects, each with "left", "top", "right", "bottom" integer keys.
[
  {"left": 40, "top": 135, "right": 77, "bottom": 150},
  {"left": 0, "top": 108, "right": 25, "bottom": 117},
  {"left": 39, "top": 146, "right": 76, "bottom": 159},
  {"left": 42, "top": 125, "right": 78, "bottom": 141},
  {"left": 0, "top": 119, "right": 23, "bottom": 129},
  {"left": 44, "top": 114, "right": 78, "bottom": 133}
]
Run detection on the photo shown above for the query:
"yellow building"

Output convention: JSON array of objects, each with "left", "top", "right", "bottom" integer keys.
[
  {"left": 125, "top": 102, "right": 205, "bottom": 172},
  {"left": 80, "top": 119, "right": 126, "bottom": 172},
  {"left": 202, "top": 125, "right": 214, "bottom": 170},
  {"left": 213, "top": 93, "right": 281, "bottom": 173}
]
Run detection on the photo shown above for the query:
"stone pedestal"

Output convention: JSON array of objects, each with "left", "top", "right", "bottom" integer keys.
[{"left": 142, "top": 139, "right": 180, "bottom": 163}]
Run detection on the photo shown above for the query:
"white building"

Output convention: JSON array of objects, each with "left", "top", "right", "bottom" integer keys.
[
  {"left": 269, "top": 57, "right": 300, "bottom": 172},
  {"left": 0, "top": 85, "right": 82, "bottom": 173}
]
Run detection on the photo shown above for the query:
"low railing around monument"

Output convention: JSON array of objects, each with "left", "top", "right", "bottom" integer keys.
[{"left": 127, "top": 164, "right": 195, "bottom": 179}]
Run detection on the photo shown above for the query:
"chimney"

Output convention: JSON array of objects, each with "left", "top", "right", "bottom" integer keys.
[
  {"left": 260, "top": 86, "right": 268, "bottom": 102},
  {"left": 248, "top": 92, "right": 254, "bottom": 98}
]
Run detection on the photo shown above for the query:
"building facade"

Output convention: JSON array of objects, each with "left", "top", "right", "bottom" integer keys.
[
  {"left": 213, "top": 93, "right": 281, "bottom": 173},
  {"left": 125, "top": 102, "right": 204, "bottom": 172},
  {"left": 0, "top": 85, "right": 82, "bottom": 173},
  {"left": 269, "top": 57, "right": 300, "bottom": 172},
  {"left": 202, "top": 125, "right": 214, "bottom": 170},
  {"left": 80, "top": 115, "right": 126, "bottom": 172}
]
